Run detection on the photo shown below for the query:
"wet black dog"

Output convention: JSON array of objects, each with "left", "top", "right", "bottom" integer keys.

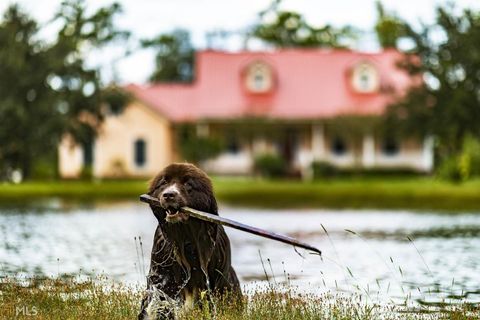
[{"left": 138, "top": 163, "right": 241, "bottom": 319}]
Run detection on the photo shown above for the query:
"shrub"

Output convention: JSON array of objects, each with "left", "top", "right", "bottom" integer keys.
[
  {"left": 254, "top": 154, "right": 287, "bottom": 178},
  {"left": 311, "top": 161, "right": 338, "bottom": 179},
  {"left": 180, "top": 136, "right": 223, "bottom": 164},
  {"left": 436, "top": 157, "right": 462, "bottom": 182},
  {"left": 31, "top": 158, "right": 57, "bottom": 180},
  {"left": 459, "top": 135, "right": 480, "bottom": 180},
  {"left": 436, "top": 135, "right": 480, "bottom": 182}
]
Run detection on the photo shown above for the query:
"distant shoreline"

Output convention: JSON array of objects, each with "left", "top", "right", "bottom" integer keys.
[{"left": 1, "top": 177, "right": 480, "bottom": 211}]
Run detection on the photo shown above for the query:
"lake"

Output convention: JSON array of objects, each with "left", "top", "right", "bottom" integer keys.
[{"left": 1, "top": 200, "right": 479, "bottom": 307}]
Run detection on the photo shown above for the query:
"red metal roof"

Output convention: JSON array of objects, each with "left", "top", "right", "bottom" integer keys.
[{"left": 125, "top": 49, "right": 411, "bottom": 122}]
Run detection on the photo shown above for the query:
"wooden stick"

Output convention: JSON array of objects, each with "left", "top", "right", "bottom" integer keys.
[{"left": 140, "top": 194, "right": 321, "bottom": 255}]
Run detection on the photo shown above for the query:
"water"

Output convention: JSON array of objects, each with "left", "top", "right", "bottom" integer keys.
[{"left": 1, "top": 200, "right": 480, "bottom": 307}]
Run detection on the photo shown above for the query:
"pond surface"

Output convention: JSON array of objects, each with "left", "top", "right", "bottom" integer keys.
[{"left": 1, "top": 200, "right": 480, "bottom": 307}]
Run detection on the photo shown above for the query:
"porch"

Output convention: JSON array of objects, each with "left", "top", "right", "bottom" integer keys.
[{"left": 200, "top": 122, "right": 434, "bottom": 176}]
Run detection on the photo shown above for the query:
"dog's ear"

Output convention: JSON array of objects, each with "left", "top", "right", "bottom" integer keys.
[
  {"left": 148, "top": 173, "right": 167, "bottom": 222},
  {"left": 208, "top": 193, "right": 218, "bottom": 215},
  {"left": 200, "top": 171, "right": 218, "bottom": 215},
  {"left": 148, "top": 173, "right": 163, "bottom": 195}
]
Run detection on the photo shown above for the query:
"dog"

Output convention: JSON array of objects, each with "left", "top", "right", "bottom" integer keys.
[{"left": 138, "top": 163, "right": 241, "bottom": 319}]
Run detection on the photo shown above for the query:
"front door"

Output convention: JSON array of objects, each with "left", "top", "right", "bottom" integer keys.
[{"left": 277, "top": 127, "right": 299, "bottom": 167}]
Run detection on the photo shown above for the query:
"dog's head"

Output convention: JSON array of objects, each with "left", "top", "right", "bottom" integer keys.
[{"left": 148, "top": 163, "right": 218, "bottom": 224}]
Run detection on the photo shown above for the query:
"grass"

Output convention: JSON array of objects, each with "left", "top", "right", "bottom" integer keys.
[
  {"left": 213, "top": 177, "right": 480, "bottom": 210},
  {"left": 0, "top": 276, "right": 141, "bottom": 320},
  {"left": 1, "top": 177, "right": 480, "bottom": 211},
  {"left": 0, "top": 180, "right": 149, "bottom": 201},
  {"left": 1, "top": 276, "right": 478, "bottom": 320}
]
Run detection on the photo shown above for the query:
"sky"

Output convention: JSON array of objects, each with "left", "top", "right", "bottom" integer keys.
[{"left": 1, "top": 0, "right": 480, "bottom": 83}]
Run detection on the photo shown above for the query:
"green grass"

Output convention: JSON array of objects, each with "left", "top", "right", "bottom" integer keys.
[
  {"left": 1, "top": 277, "right": 478, "bottom": 320},
  {"left": 1, "top": 177, "right": 480, "bottom": 211},
  {"left": 0, "top": 276, "right": 141, "bottom": 320},
  {"left": 0, "top": 180, "right": 149, "bottom": 201},
  {"left": 213, "top": 177, "right": 480, "bottom": 211}
]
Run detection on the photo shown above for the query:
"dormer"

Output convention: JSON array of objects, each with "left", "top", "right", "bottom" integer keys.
[
  {"left": 243, "top": 61, "right": 275, "bottom": 94},
  {"left": 350, "top": 61, "right": 380, "bottom": 94}
]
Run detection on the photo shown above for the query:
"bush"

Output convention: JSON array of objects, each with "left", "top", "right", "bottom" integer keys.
[
  {"left": 180, "top": 137, "right": 223, "bottom": 164},
  {"left": 311, "top": 161, "right": 338, "bottom": 179},
  {"left": 436, "top": 136, "right": 480, "bottom": 182},
  {"left": 31, "top": 157, "right": 57, "bottom": 180},
  {"left": 311, "top": 161, "right": 420, "bottom": 179},
  {"left": 436, "top": 157, "right": 462, "bottom": 182},
  {"left": 254, "top": 154, "right": 287, "bottom": 178},
  {"left": 459, "top": 135, "right": 480, "bottom": 179}
]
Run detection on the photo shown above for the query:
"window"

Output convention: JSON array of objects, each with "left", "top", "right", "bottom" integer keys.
[
  {"left": 351, "top": 62, "right": 380, "bottom": 93},
  {"left": 359, "top": 73, "right": 371, "bottom": 91},
  {"left": 382, "top": 138, "right": 399, "bottom": 156},
  {"left": 254, "top": 73, "right": 265, "bottom": 91},
  {"left": 331, "top": 137, "right": 347, "bottom": 156},
  {"left": 134, "top": 139, "right": 146, "bottom": 167},
  {"left": 244, "top": 61, "right": 274, "bottom": 93},
  {"left": 226, "top": 134, "right": 240, "bottom": 154}
]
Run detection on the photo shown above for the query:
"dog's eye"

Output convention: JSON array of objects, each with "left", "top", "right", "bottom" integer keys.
[
  {"left": 184, "top": 181, "right": 193, "bottom": 191},
  {"left": 158, "top": 178, "right": 167, "bottom": 187}
]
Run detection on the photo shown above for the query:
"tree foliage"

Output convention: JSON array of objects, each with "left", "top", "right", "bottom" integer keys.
[
  {"left": 387, "top": 5, "right": 480, "bottom": 160},
  {"left": 252, "top": 8, "right": 356, "bottom": 48},
  {"left": 142, "top": 29, "right": 194, "bottom": 83},
  {"left": 143, "top": 3, "right": 356, "bottom": 83},
  {"left": 374, "top": 1, "right": 405, "bottom": 48},
  {"left": 0, "top": 1, "right": 128, "bottom": 179}
]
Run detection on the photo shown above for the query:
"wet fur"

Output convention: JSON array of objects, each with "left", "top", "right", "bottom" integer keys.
[{"left": 138, "top": 163, "right": 241, "bottom": 319}]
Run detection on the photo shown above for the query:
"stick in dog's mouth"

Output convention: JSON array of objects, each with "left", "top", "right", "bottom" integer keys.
[{"left": 140, "top": 194, "right": 322, "bottom": 255}]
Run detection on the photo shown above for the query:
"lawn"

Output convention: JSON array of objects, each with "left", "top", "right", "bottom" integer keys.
[
  {"left": 213, "top": 177, "right": 480, "bottom": 211},
  {"left": 1, "top": 277, "right": 478, "bottom": 320},
  {"left": 0, "top": 180, "right": 149, "bottom": 201},
  {"left": 1, "top": 177, "right": 480, "bottom": 211}
]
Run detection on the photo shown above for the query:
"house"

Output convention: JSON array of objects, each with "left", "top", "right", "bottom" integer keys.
[{"left": 58, "top": 49, "right": 433, "bottom": 178}]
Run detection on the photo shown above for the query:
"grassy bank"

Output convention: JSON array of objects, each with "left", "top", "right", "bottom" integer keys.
[
  {"left": 0, "top": 180, "right": 148, "bottom": 201},
  {"left": 1, "top": 177, "right": 480, "bottom": 210},
  {"left": 213, "top": 177, "right": 480, "bottom": 211},
  {"left": 1, "top": 277, "right": 478, "bottom": 320}
]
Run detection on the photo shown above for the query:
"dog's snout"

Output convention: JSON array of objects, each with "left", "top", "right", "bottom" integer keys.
[
  {"left": 161, "top": 184, "right": 180, "bottom": 202},
  {"left": 162, "top": 191, "right": 177, "bottom": 200}
]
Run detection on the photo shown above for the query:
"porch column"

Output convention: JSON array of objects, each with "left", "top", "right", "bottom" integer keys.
[
  {"left": 252, "top": 136, "right": 268, "bottom": 154},
  {"left": 422, "top": 135, "right": 434, "bottom": 172},
  {"left": 312, "top": 123, "right": 325, "bottom": 161},
  {"left": 362, "top": 134, "right": 375, "bottom": 168}
]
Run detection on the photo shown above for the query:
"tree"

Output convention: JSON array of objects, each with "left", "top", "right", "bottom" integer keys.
[
  {"left": 142, "top": 29, "right": 195, "bottom": 83},
  {"left": 374, "top": 1, "right": 405, "bottom": 48},
  {"left": 386, "top": 5, "right": 480, "bottom": 160},
  {"left": 251, "top": 2, "right": 356, "bottom": 48},
  {"left": 0, "top": 1, "right": 128, "bottom": 180},
  {"left": 0, "top": 6, "right": 44, "bottom": 179}
]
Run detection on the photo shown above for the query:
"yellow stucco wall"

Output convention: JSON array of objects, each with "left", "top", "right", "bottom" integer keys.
[
  {"left": 58, "top": 101, "right": 173, "bottom": 178},
  {"left": 58, "top": 135, "right": 84, "bottom": 178}
]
